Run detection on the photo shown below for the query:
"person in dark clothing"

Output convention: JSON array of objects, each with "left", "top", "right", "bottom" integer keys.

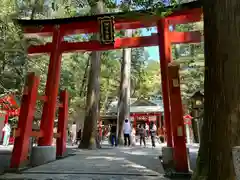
[
  {"left": 149, "top": 122, "right": 157, "bottom": 147},
  {"left": 110, "top": 123, "right": 117, "bottom": 146},
  {"left": 139, "top": 124, "right": 146, "bottom": 147},
  {"left": 76, "top": 129, "right": 82, "bottom": 145}
]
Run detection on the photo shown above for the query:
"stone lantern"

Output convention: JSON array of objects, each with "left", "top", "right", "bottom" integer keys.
[
  {"left": 190, "top": 90, "right": 204, "bottom": 143},
  {"left": 191, "top": 90, "right": 204, "bottom": 110}
]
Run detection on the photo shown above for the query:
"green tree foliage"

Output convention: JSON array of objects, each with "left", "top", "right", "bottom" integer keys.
[
  {"left": 132, "top": 60, "right": 161, "bottom": 97},
  {"left": 173, "top": 22, "right": 204, "bottom": 101},
  {"left": 0, "top": 0, "right": 27, "bottom": 96}
]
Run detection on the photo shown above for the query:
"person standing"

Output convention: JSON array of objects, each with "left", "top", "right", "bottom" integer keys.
[
  {"left": 150, "top": 122, "right": 157, "bottom": 147},
  {"left": 123, "top": 119, "right": 131, "bottom": 146},
  {"left": 2, "top": 123, "right": 11, "bottom": 146},
  {"left": 110, "top": 123, "right": 117, "bottom": 147},
  {"left": 71, "top": 122, "right": 77, "bottom": 146},
  {"left": 139, "top": 124, "right": 146, "bottom": 147},
  {"left": 76, "top": 128, "right": 82, "bottom": 145},
  {"left": 67, "top": 128, "right": 72, "bottom": 142},
  {"left": 131, "top": 127, "right": 136, "bottom": 146},
  {"left": 145, "top": 123, "right": 149, "bottom": 138}
]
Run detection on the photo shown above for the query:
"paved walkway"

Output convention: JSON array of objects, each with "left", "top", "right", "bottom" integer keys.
[
  {"left": 0, "top": 145, "right": 12, "bottom": 174},
  {"left": 0, "top": 141, "right": 198, "bottom": 180}
]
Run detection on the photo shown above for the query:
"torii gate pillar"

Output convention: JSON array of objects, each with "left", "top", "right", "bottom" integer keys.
[
  {"left": 168, "top": 63, "right": 188, "bottom": 172},
  {"left": 157, "top": 18, "right": 173, "bottom": 147},
  {"left": 38, "top": 26, "right": 63, "bottom": 146}
]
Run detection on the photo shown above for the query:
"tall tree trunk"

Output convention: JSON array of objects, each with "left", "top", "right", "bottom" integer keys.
[
  {"left": 117, "top": 30, "right": 132, "bottom": 144},
  {"left": 79, "top": 0, "right": 104, "bottom": 149},
  {"left": 102, "top": 79, "right": 110, "bottom": 113},
  {"left": 192, "top": 0, "right": 240, "bottom": 179},
  {"left": 174, "top": 44, "right": 180, "bottom": 59},
  {"left": 79, "top": 57, "right": 90, "bottom": 97},
  {"left": 30, "top": 0, "right": 40, "bottom": 20},
  {"left": 190, "top": 44, "right": 195, "bottom": 57}
]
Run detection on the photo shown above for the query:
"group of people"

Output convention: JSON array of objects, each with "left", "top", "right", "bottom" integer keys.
[
  {"left": 67, "top": 122, "right": 82, "bottom": 146},
  {"left": 110, "top": 119, "right": 132, "bottom": 147},
  {"left": 138, "top": 122, "right": 157, "bottom": 147},
  {"left": 109, "top": 119, "right": 158, "bottom": 148},
  {"left": 67, "top": 119, "right": 159, "bottom": 148},
  {"left": 68, "top": 129, "right": 82, "bottom": 146}
]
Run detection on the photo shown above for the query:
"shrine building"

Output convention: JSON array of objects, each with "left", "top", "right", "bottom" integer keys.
[{"left": 101, "top": 97, "right": 164, "bottom": 131}]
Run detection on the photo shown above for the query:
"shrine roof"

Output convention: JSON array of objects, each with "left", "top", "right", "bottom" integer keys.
[
  {"left": 106, "top": 98, "right": 164, "bottom": 114},
  {"left": 16, "top": 1, "right": 201, "bottom": 26},
  {"left": 190, "top": 89, "right": 204, "bottom": 97}
]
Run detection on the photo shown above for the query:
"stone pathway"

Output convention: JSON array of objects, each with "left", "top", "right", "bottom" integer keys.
[
  {"left": 0, "top": 144, "right": 194, "bottom": 180},
  {"left": 0, "top": 140, "right": 199, "bottom": 180},
  {"left": 0, "top": 144, "right": 74, "bottom": 175},
  {"left": 0, "top": 145, "right": 12, "bottom": 174}
]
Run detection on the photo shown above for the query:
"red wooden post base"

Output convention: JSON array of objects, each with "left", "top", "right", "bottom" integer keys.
[
  {"left": 168, "top": 63, "right": 188, "bottom": 173},
  {"left": 10, "top": 73, "right": 39, "bottom": 169},
  {"left": 56, "top": 90, "right": 69, "bottom": 157}
]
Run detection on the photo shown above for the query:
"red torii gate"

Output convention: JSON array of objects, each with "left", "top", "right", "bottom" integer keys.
[{"left": 13, "top": 1, "right": 202, "bottom": 173}]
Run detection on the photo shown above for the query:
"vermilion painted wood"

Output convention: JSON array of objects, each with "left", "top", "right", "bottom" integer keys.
[
  {"left": 38, "top": 26, "right": 63, "bottom": 146},
  {"left": 168, "top": 9, "right": 202, "bottom": 25},
  {"left": 37, "top": 95, "right": 48, "bottom": 102},
  {"left": 28, "top": 31, "right": 201, "bottom": 54},
  {"left": 13, "top": 130, "right": 44, "bottom": 138},
  {"left": 57, "top": 103, "right": 64, "bottom": 108},
  {"left": 168, "top": 64, "right": 188, "bottom": 172},
  {"left": 133, "top": 117, "right": 137, "bottom": 128},
  {"left": 10, "top": 73, "right": 39, "bottom": 169},
  {"left": 157, "top": 19, "right": 173, "bottom": 148},
  {"left": 56, "top": 90, "right": 68, "bottom": 157},
  {"left": 60, "top": 36, "right": 159, "bottom": 52},
  {"left": 28, "top": 43, "right": 52, "bottom": 55},
  {"left": 22, "top": 20, "right": 155, "bottom": 36},
  {"left": 21, "top": 8, "right": 202, "bottom": 36},
  {"left": 167, "top": 8, "right": 202, "bottom": 20},
  {"left": 170, "top": 31, "right": 201, "bottom": 44}
]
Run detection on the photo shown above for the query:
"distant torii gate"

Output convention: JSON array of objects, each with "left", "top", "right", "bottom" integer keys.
[{"left": 13, "top": 1, "right": 202, "bottom": 173}]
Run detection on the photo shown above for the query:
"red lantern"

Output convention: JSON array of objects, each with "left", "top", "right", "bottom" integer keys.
[{"left": 183, "top": 114, "right": 193, "bottom": 125}]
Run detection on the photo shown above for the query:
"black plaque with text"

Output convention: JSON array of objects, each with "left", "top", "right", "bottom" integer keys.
[{"left": 98, "top": 16, "right": 115, "bottom": 45}]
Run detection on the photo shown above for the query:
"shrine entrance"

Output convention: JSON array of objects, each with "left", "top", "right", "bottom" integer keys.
[{"left": 10, "top": 1, "right": 202, "bottom": 173}]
